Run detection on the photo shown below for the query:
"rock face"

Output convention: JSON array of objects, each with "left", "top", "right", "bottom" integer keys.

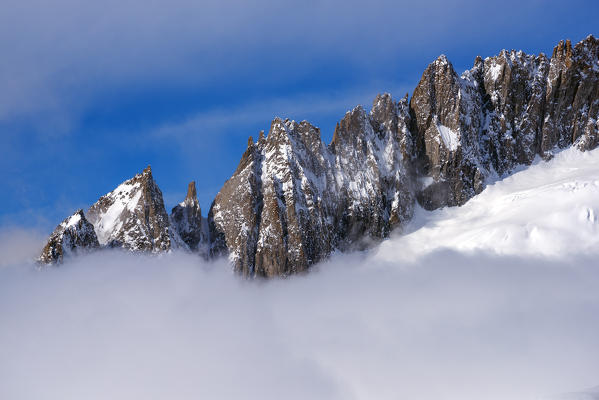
[
  {"left": 38, "top": 210, "right": 99, "bottom": 264},
  {"left": 39, "top": 167, "right": 204, "bottom": 263},
  {"left": 86, "top": 166, "right": 180, "bottom": 252},
  {"left": 329, "top": 95, "right": 415, "bottom": 248},
  {"left": 170, "top": 181, "right": 209, "bottom": 255},
  {"left": 39, "top": 35, "right": 599, "bottom": 276},
  {"left": 542, "top": 36, "right": 599, "bottom": 152},
  {"left": 411, "top": 35, "right": 599, "bottom": 209},
  {"left": 210, "top": 94, "right": 415, "bottom": 277}
]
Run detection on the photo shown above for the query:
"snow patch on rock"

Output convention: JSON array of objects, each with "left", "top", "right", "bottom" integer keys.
[{"left": 437, "top": 124, "right": 460, "bottom": 151}]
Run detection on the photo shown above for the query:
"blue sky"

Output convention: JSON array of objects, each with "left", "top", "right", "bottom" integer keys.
[{"left": 1, "top": 0, "right": 598, "bottom": 233}]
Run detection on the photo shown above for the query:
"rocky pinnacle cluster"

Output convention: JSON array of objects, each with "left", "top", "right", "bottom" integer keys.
[{"left": 40, "top": 36, "right": 599, "bottom": 276}]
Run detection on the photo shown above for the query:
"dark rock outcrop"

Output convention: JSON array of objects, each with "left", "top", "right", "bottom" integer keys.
[
  {"left": 411, "top": 35, "right": 599, "bottom": 209},
  {"left": 38, "top": 210, "right": 99, "bottom": 264},
  {"left": 210, "top": 94, "right": 415, "bottom": 277},
  {"left": 209, "top": 118, "right": 336, "bottom": 277},
  {"left": 410, "top": 54, "right": 485, "bottom": 209},
  {"left": 542, "top": 36, "right": 599, "bottom": 152},
  {"left": 170, "top": 181, "right": 209, "bottom": 255}
]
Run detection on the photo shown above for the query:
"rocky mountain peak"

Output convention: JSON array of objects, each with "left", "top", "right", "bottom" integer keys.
[
  {"left": 552, "top": 39, "right": 574, "bottom": 64},
  {"left": 39, "top": 35, "right": 599, "bottom": 276},
  {"left": 543, "top": 35, "right": 599, "bottom": 151},
  {"left": 38, "top": 209, "right": 99, "bottom": 264},
  {"left": 171, "top": 181, "right": 207, "bottom": 253},
  {"left": 370, "top": 93, "right": 395, "bottom": 123},
  {"left": 86, "top": 167, "right": 176, "bottom": 252},
  {"left": 140, "top": 165, "right": 153, "bottom": 180},
  {"left": 434, "top": 54, "right": 451, "bottom": 67},
  {"left": 574, "top": 34, "right": 599, "bottom": 64},
  {"left": 184, "top": 181, "right": 198, "bottom": 207},
  {"left": 330, "top": 105, "right": 369, "bottom": 152}
]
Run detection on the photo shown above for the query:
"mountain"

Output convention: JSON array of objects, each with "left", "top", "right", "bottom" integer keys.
[
  {"left": 209, "top": 95, "right": 415, "bottom": 277},
  {"left": 38, "top": 35, "right": 599, "bottom": 275},
  {"left": 86, "top": 166, "right": 183, "bottom": 252},
  {"left": 170, "top": 181, "right": 210, "bottom": 257},
  {"left": 38, "top": 210, "right": 99, "bottom": 264},
  {"left": 412, "top": 35, "right": 598, "bottom": 209},
  {"left": 373, "top": 146, "right": 599, "bottom": 263}
]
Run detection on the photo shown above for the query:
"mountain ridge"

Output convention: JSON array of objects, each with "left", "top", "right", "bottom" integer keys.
[{"left": 39, "top": 35, "right": 599, "bottom": 276}]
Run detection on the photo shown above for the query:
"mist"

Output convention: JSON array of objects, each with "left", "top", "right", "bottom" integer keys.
[{"left": 1, "top": 231, "right": 598, "bottom": 400}]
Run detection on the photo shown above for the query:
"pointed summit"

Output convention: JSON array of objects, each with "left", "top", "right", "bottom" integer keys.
[
  {"left": 552, "top": 39, "right": 573, "bottom": 58},
  {"left": 86, "top": 166, "right": 175, "bottom": 252},
  {"left": 39, "top": 209, "right": 99, "bottom": 264},
  {"left": 170, "top": 181, "right": 207, "bottom": 253},
  {"left": 142, "top": 165, "right": 152, "bottom": 177},
  {"left": 185, "top": 181, "right": 198, "bottom": 206},
  {"left": 330, "top": 105, "right": 369, "bottom": 152},
  {"left": 435, "top": 54, "right": 450, "bottom": 65}
]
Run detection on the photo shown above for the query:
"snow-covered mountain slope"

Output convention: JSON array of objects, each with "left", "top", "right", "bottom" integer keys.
[{"left": 374, "top": 147, "right": 599, "bottom": 262}]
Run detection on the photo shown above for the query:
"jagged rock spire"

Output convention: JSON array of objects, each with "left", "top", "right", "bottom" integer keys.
[
  {"left": 170, "top": 181, "right": 208, "bottom": 253},
  {"left": 184, "top": 181, "right": 199, "bottom": 207},
  {"left": 543, "top": 34, "right": 599, "bottom": 151}
]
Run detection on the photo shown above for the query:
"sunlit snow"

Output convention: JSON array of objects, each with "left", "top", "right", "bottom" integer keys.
[
  {"left": 375, "top": 146, "right": 599, "bottom": 262},
  {"left": 437, "top": 123, "right": 460, "bottom": 151}
]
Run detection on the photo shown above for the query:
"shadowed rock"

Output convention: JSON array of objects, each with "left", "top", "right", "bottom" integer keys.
[
  {"left": 39, "top": 210, "right": 99, "bottom": 264},
  {"left": 171, "top": 181, "right": 209, "bottom": 255}
]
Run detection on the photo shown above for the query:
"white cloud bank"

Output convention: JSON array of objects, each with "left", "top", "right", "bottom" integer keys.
[
  {"left": 1, "top": 251, "right": 598, "bottom": 400},
  {"left": 1, "top": 148, "right": 599, "bottom": 400}
]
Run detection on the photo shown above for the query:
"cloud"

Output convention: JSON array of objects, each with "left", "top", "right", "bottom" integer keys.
[
  {"left": 0, "top": 227, "right": 46, "bottom": 267},
  {"left": 2, "top": 0, "right": 591, "bottom": 130},
  {"left": 149, "top": 85, "right": 411, "bottom": 143},
  {"left": 1, "top": 242, "right": 598, "bottom": 399}
]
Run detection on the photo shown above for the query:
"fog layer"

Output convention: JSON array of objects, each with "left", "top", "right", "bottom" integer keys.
[{"left": 1, "top": 249, "right": 598, "bottom": 400}]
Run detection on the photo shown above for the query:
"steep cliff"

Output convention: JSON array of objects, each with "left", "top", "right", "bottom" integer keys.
[{"left": 210, "top": 95, "right": 416, "bottom": 277}]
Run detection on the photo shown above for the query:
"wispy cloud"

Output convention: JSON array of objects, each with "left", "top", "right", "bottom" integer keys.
[{"left": 149, "top": 85, "right": 412, "bottom": 144}]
